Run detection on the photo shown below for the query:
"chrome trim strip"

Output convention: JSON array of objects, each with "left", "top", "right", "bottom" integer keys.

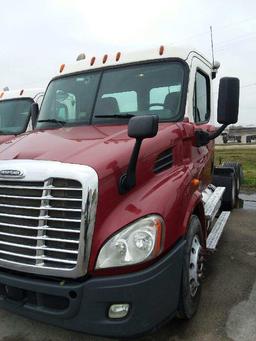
[
  {"left": 0, "top": 213, "right": 81, "bottom": 222},
  {"left": 0, "top": 240, "right": 78, "bottom": 253},
  {"left": 0, "top": 250, "right": 77, "bottom": 264},
  {"left": 0, "top": 222, "right": 80, "bottom": 233},
  {"left": 0, "top": 194, "right": 82, "bottom": 201},
  {"left": 0, "top": 232, "right": 79, "bottom": 244},
  {"left": 0, "top": 204, "right": 81, "bottom": 212},
  {"left": 0, "top": 185, "right": 82, "bottom": 191}
]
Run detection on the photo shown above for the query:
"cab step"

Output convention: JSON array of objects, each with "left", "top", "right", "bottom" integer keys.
[
  {"left": 206, "top": 211, "right": 230, "bottom": 251},
  {"left": 204, "top": 186, "right": 225, "bottom": 223}
]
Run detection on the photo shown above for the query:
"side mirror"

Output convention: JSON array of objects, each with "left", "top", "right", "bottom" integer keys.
[
  {"left": 195, "top": 77, "right": 240, "bottom": 147},
  {"left": 119, "top": 115, "right": 159, "bottom": 194},
  {"left": 128, "top": 115, "right": 159, "bottom": 139},
  {"left": 217, "top": 77, "right": 240, "bottom": 125},
  {"left": 31, "top": 102, "right": 39, "bottom": 129}
]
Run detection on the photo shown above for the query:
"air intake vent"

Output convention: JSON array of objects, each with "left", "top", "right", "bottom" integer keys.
[{"left": 154, "top": 149, "right": 173, "bottom": 173}]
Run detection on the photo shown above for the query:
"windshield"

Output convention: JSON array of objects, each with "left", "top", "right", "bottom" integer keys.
[
  {"left": 0, "top": 98, "right": 33, "bottom": 135},
  {"left": 37, "top": 61, "right": 186, "bottom": 129}
]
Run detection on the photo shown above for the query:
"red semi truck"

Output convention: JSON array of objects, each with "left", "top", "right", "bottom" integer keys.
[
  {"left": 0, "top": 89, "right": 44, "bottom": 144},
  {"left": 0, "top": 46, "right": 240, "bottom": 338}
]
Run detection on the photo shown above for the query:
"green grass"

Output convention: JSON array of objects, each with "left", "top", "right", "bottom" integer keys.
[{"left": 215, "top": 147, "right": 256, "bottom": 189}]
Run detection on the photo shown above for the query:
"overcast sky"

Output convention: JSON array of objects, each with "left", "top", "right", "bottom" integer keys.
[{"left": 0, "top": 0, "right": 256, "bottom": 125}]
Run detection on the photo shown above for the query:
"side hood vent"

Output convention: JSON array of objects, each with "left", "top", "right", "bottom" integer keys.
[{"left": 154, "top": 148, "right": 173, "bottom": 173}]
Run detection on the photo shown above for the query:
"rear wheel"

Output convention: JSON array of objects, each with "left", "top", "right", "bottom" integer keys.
[
  {"left": 177, "top": 215, "right": 203, "bottom": 319},
  {"left": 214, "top": 167, "right": 237, "bottom": 210},
  {"left": 222, "top": 162, "right": 242, "bottom": 196}
]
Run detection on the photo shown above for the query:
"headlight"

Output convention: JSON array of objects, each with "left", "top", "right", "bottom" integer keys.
[{"left": 95, "top": 215, "right": 165, "bottom": 269}]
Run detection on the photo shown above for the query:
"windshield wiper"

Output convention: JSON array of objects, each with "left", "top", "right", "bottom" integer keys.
[
  {"left": 94, "top": 114, "right": 135, "bottom": 119},
  {"left": 37, "top": 119, "right": 66, "bottom": 127}
]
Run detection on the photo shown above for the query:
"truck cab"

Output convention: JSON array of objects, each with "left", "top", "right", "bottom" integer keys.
[
  {"left": 0, "top": 88, "right": 44, "bottom": 144},
  {"left": 0, "top": 47, "right": 239, "bottom": 338}
]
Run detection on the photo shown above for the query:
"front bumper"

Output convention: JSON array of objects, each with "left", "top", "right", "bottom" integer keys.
[{"left": 0, "top": 239, "right": 185, "bottom": 338}]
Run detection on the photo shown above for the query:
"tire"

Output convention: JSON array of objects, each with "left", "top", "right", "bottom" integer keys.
[
  {"left": 177, "top": 215, "right": 203, "bottom": 319},
  {"left": 213, "top": 172, "right": 236, "bottom": 210},
  {"left": 222, "top": 162, "right": 242, "bottom": 196}
]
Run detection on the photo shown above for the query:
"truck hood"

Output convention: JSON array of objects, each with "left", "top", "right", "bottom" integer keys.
[
  {"left": 0, "top": 134, "right": 15, "bottom": 144},
  {"left": 0, "top": 123, "right": 177, "bottom": 179},
  {"left": 0, "top": 125, "right": 148, "bottom": 178}
]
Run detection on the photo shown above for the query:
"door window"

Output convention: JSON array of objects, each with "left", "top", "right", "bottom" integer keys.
[{"left": 193, "top": 71, "right": 210, "bottom": 123}]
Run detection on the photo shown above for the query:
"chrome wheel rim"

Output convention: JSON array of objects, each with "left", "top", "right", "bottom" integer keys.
[{"left": 189, "top": 235, "right": 202, "bottom": 297}]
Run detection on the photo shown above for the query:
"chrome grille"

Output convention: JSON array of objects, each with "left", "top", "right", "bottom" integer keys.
[
  {"left": 0, "top": 179, "right": 82, "bottom": 269},
  {"left": 0, "top": 160, "right": 98, "bottom": 278}
]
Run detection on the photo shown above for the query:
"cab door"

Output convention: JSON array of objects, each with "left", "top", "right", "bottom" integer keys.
[{"left": 188, "top": 57, "right": 215, "bottom": 188}]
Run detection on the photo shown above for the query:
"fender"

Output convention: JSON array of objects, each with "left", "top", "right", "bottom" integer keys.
[
  {"left": 181, "top": 189, "right": 207, "bottom": 247},
  {"left": 89, "top": 165, "right": 193, "bottom": 273}
]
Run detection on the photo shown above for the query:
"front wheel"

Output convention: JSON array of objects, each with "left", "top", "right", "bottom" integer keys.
[{"left": 177, "top": 215, "right": 203, "bottom": 319}]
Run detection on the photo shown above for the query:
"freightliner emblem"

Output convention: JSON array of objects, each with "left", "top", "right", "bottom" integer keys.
[{"left": 0, "top": 169, "right": 25, "bottom": 178}]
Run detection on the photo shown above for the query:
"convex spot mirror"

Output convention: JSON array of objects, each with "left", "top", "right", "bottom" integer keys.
[
  {"left": 128, "top": 115, "right": 159, "bottom": 139},
  {"left": 217, "top": 77, "right": 240, "bottom": 125}
]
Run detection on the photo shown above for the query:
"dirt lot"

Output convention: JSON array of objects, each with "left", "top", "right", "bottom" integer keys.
[{"left": 0, "top": 199, "right": 255, "bottom": 341}]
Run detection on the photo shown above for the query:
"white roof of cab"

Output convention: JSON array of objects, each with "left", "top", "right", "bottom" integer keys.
[
  {"left": 59, "top": 46, "right": 212, "bottom": 76},
  {"left": 0, "top": 88, "right": 44, "bottom": 101}
]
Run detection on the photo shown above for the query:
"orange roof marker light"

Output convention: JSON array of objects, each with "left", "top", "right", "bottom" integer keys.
[
  {"left": 116, "top": 52, "right": 121, "bottom": 62},
  {"left": 159, "top": 45, "right": 165, "bottom": 56},
  {"left": 0, "top": 92, "right": 4, "bottom": 99},
  {"left": 90, "top": 56, "right": 96, "bottom": 66},
  {"left": 102, "top": 54, "right": 108, "bottom": 64},
  {"left": 20, "top": 89, "right": 24, "bottom": 96},
  {"left": 59, "top": 64, "right": 65, "bottom": 73}
]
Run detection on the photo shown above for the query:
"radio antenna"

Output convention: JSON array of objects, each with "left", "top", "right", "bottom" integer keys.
[{"left": 210, "top": 25, "right": 215, "bottom": 66}]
